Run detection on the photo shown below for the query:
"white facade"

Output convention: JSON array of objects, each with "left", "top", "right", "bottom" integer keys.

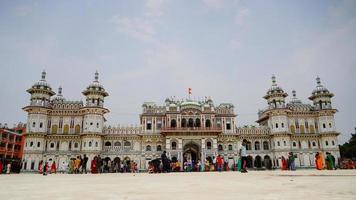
[{"left": 22, "top": 72, "right": 340, "bottom": 172}]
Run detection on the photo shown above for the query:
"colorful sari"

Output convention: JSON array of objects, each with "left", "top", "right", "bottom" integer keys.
[{"left": 316, "top": 153, "right": 324, "bottom": 170}]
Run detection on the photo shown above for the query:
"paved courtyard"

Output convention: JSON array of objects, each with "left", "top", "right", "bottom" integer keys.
[{"left": 1, "top": 170, "right": 356, "bottom": 200}]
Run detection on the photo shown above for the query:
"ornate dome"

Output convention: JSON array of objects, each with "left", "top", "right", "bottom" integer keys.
[
  {"left": 289, "top": 90, "right": 302, "bottom": 104},
  {"left": 266, "top": 75, "right": 285, "bottom": 95},
  {"left": 82, "top": 71, "right": 108, "bottom": 97},
  {"left": 52, "top": 86, "right": 66, "bottom": 102},
  {"left": 31, "top": 71, "right": 52, "bottom": 90},
  {"left": 312, "top": 77, "right": 331, "bottom": 95}
]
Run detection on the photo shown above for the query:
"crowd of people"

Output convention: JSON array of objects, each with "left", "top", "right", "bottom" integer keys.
[
  {"left": 36, "top": 154, "right": 139, "bottom": 175},
  {"left": 0, "top": 142, "right": 340, "bottom": 175},
  {"left": 0, "top": 159, "right": 22, "bottom": 174}
]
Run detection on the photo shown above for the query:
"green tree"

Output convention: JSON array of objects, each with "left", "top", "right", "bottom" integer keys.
[{"left": 339, "top": 128, "right": 356, "bottom": 159}]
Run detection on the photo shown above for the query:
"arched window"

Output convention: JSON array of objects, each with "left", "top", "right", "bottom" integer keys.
[
  {"left": 263, "top": 141, "right": 269, "bottom": 150},
  {"left": 325, "top": 141, "right": 329, "bottom": 146},
  {"left": 170, "top": 119, "right": 177, "bottom": 128},
  {"left": 205, "top": 119, "right": 211, "bottom": 128},
  {"left": 218, "top": 144, "right": 223, "bottom": 151},
  {"left": 228, "top": 144, "right": 233, "bottom": 151},
  {"left": 332, "top": 140, "right": 335, "bottom": 146},
  {"left": 95, "top": 142, "right": 98, "bottom": 147},
  {"left": 171, "top": 141, "right": 177, "bottom": 150},
  {"left": 255, "top": 141, "right": 260, "bottom": 150},
  {"left": 312, "top": 141, "right": 316, "bottom": 147},
  {"left": 206, "top": 141, "right": 212, "bottom": 150},
  {"left": 51, "top": 125, "right": 58, "bottom": 134},
  {"left": 283, "top": 141, "right": 286, "bottom": 146},
  {"left": 146, "top": 145, "right": 151, "bottom": 151},
  {"left": 188, "top": 118, "right": 194, "bottom": 127},
  {"left": 74, "top": 142, "right": 78, "bottom": 148},
  {"left": 37, "top": 142, "right": 40, "bottom": 147},
  {"left": 114, "top": 141, "right": 121, "bottom": 147},
  {"left": 181, "top": 118, "right": 187, "bottom": 127},
  {"left": 89, "top": 141, "right": 92, "bottom": 147},
  {"left": 157, "top": 145, "right": 162, "bottom": 151},
  {"left": 50, "top": 142, "right": 55, "bottom": 148},
  {"left": 63, "top": 124, "right": 69, "bottom": 134},
  {"left": 246, "top": 141, "right": 252, "bottom": 150},
  {"left": 195, "top": 118, "right": 201, "bottom": 127},
  {"left": 293, "top": 142, "right": 297, "bottom": 147},
  {"left": 277, "top": 141, "right": 280, "bottom": 146},
  {"left": 105, "top": 141, "right": 112, "bottom": 147},
  {"left": 124, "top": 141, "right": 131, "bottom": 148},
  {"left": 74, "top": 125, "right": 81, "bottom": 134},
  {"left": 30, "top": 141, "right": 34, "bottom": 147}
]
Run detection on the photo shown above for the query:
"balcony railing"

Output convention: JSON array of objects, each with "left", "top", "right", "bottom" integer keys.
[{"left": 160, "top": 127, "right": 222, "bottom": 133}]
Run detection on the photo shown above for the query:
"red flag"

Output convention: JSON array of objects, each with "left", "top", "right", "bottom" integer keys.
[{"left": 188, "top": 88, "right": 192, "bottom": 95}]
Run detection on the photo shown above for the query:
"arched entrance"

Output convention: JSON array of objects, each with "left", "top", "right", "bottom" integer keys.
[
  {"left": 264, "top": 155, "right": 272, "bottom": 170},
  {"left": 255, "top": 155, "right": 262, "bottom": 168},
  {"left": 183, "top": 142, "right": 200, "bottom": 164}
]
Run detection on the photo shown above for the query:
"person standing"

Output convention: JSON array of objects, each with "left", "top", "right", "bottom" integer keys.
[
  {"left": 43, "top": 162, "right": 48, "bottom": 176},
  {"left": 216, "top": 155, "right": 223, "bottom": 172},
  {"left": 82, "top": 154, "right": 88, "bottom": 174},
  {"left": 91, "top": 156, "right": 98, "bottom": 174},
  {"left": 74, "top": 156, "right": 81, "bottom": 174},
  {"left": 6, "top": 163, "right": 11, "bottom": 174},
  {"left": 51, "top": 161, "right": 57, "bottom": 174},
  {"left": 0, "top": 160, "right": 3, "bottom": 174},
  {"left": 281, "top": 156, "right": 287, "bottom": 170},
  {"left": 38, "top": 160, "right": 43, "bottom": 174},
  {"left": 97, "top": 156, "right": 102, "bottom": 174},
  {"left": 288, "top": 152, "right": 296, "bottom": 171},
  {"left": 161, "top": 151, "right": 169, "bottom": 173},
  {"left": 60, "top": 161, "right": 67, "bottom": 173},
  {"left": 326, "top": 152, "right": 335, "bottom": 170},
  {"left": 239, "top": 141, "right": 248, "bottom": 173},
  {"left": 315, "top": 152, "right": 324, "bottom": 170}
]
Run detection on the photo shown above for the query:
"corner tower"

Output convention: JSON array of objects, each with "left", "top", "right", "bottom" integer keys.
[{"left": 81, "top": 71, "right": 109, "bottom": 134}]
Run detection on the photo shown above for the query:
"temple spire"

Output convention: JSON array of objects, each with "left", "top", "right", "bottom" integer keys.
[
  {"left": 94, "top": 71, "right": 99, "bottom": 82},
  {"left": 41, "top": 70, "right": 46, "bottom": 81}
]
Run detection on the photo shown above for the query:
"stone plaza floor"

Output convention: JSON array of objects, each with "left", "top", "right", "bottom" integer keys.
[{"left": 1, "top": 170, "right": 356, "bottom": 200}]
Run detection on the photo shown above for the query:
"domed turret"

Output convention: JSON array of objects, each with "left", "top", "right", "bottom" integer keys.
[
  {"left": 309, "top": 77, "right": 334, "bottom": 110},
  {"left": 26, "top": 70, "right": 55, "bottom": 107},
  {"left": 289, "top": 90, "right": 302, "bottom": 104},
  {"left": 263, "top": 75, "right": 288, "bottom": 109},
  {"left": 52, "top": 86, "right": 65, "bottom": 102},
  {"left": 82, "top": 71, "right": 109, "bottom": 107}
]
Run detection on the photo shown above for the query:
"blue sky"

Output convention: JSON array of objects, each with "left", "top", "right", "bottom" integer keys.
[{"left": 0, "top": 0, "right": 355, "bottom": 143}]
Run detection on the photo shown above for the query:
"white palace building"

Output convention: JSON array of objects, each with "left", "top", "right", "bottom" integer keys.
[{"left": 22, "top": 71, "right": 340, "bottom": 171}]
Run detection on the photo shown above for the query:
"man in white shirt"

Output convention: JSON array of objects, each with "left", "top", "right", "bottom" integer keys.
[{"left": 239, "top": 140, "right": 248, "bottom": 173}]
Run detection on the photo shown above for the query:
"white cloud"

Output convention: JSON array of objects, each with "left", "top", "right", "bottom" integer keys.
[
  {"left": 145, "top": 0, "right": 164, "bottom": 17},
  {"left": 14, "top": 4, "right": 34, "bottom": 17},
  {"left": 235, "top": 7, "right": 250, "bottom": 26},
  {"left": 228, "top": 38, "right": 241, "bottom": 50},
  {"left": 110, "top": 16, "right": 156, "bottom": 42},
  {"left": 202, "top": 0, "right": 225, "bottom": 9}
]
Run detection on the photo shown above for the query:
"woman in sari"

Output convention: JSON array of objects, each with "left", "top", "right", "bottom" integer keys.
[
  {"left": 91, "top": 156, "right": 98, "bottom": 174},
  {"left": 38, "top": 160, "right": 43, "bottom": 174},
  {"left": 326, "top": 152, "right": 334, "bottom": 170},
  {"left": 315, "top": 152, "right": 324, "bottom": 170},
  {"left": 281, "top": 156, "right": 287, "bottom": 170},
  {"left": 51, "top": 161, "right": 57, "bottom": 174},
  {"left": 237, "top": 157, "right": 242, "bottom": 171}
]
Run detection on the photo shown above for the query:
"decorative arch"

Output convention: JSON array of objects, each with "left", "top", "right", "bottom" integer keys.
[
  {"left": 170, "top": 119, "right": 177, "bottom": 128},
  {"left": 51, "top": 125, "right": 58, "bottom": 134},
  {"left": 205, "top": 119, "right": 211, "bottom": 128},
  {"left": 263, "top": 141, "right": 269, "bottom": 150},
  {"left": 63, "top": 124, "right": 69, "bottom": 134},
  {"left": 74, "top": 125, "right": 81, "bottom": 134},
  {"left": 105, "top": 141, "right": 112, "bottom": 147}
]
